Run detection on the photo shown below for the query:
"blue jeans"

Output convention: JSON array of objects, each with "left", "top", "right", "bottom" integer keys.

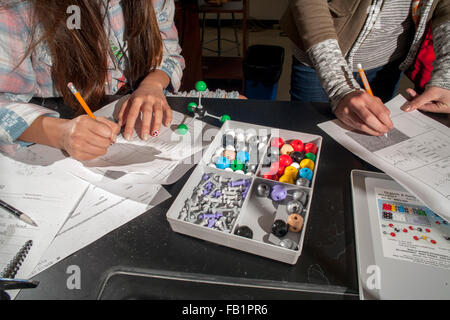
[{"left": 290, "top": 57, "right": 403, "bottom": 103}]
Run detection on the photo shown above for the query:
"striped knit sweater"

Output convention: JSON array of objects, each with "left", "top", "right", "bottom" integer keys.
[{"left": 292, "top": 0, "right": 450, "bottom": 111}]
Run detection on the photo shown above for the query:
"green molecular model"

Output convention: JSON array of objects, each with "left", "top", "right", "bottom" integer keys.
[
  {"left": 220, "top": 114, "right": 231, "bottom": 123},
  {"left": 187, "top": 102, "right": 198, "bottom": 113},
  {"left": 178, "top": 81, "right": 232, "bottom": 135},
  {"left": 195, "top": 81, "right": 207, "bottom": 92},
  {"left": 177, "top": 124, "right": 189, "bottom": 135}
]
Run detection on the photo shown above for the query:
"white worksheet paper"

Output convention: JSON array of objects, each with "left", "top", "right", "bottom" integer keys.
[
  {"left": 31, "top": 183, "right": 171, "bottom": 276},
  {"left": 318, "top": 95, "right": 450, "bottom": 220},
  {"left": 85, "top": 96, "right": 216, "bottom": 175},
  {"left": 0, "top": 173, "right": 88, "bottom": 298},
  {"left": 371, "top": 184, "right": 450, "bottom": 270},
  {"left": 11, "top": 97, "right": 217, "bottom": 190}
]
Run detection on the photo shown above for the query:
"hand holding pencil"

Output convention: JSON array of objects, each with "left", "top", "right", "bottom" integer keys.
[
  {"left": 334, "top": 66, "right": 394, "bottom": 137},
  {"left": 58, "top": 83, "right": 121, "bottom": 161}
]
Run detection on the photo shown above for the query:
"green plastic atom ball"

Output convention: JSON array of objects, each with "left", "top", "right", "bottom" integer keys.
[
  {"left": 177, "top": 124, "right": 189, "bottom": 135},
  {"left": 230, "top": 159, "right": 243, "bottom": 172},
  {"left": 195, "top": 81, "right": 207, "bottom": 92},
  {"left": 220, "top": 114, "right": 231, "bottom": 123},
  {"left": 305, "top": 152, "right": 316, "bottom": 163},
  {"left": 187, "top": 102, "right": 197, "bottom": 113}
]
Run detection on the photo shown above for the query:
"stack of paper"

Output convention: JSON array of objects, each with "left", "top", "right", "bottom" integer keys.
[
  {"left": 319, "top": 95, "right": 450, "bottom": 221},
  {"left": 0, "top": 97, "right": 215, "bottom": 298}
]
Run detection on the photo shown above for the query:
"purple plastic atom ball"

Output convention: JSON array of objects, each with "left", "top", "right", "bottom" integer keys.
[{"left": 271, "top": 185, "right": 287, "bottom": 202}]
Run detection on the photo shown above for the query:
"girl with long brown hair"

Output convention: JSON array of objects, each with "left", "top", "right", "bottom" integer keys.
[{"left": 0, "top": 0, "right": 185, "bottom": 160}]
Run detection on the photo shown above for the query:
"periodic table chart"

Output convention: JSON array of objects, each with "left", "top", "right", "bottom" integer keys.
[{"left": 375, "top": 187, "right": 450, "bottom": 270}]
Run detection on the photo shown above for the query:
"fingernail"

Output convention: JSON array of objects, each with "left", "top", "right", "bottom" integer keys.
[
  {"left": 143, "top": 134, "right": 150, "bottom": 141},
  {"left": 124, "top": 133, "right": 131, "bottom": 141},
  {"left": 152, "top": 130, "right": 159, "bottom": 137},
  {"left": 402, "top": 104, "right": 412, "bottom": 112},
  {"left": 111, "top": 135, "right": 117, "bottom": 143}
]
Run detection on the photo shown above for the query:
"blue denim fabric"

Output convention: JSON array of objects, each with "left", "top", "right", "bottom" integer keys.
[{"left": 290, "top": 57, "right": 403, "bottom": 103}]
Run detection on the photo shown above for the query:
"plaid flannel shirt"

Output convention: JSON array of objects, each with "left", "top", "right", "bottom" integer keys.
[{"left": 0, "top": 0, "right": 185, "bottom": 153}]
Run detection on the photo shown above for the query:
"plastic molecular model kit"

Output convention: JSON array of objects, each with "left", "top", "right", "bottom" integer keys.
[
  {"left": 167, "top": 84, "right": 322, "bottom": 265},
  {"left": 177, "top": 81, "right": 231, "bottom": 135}
]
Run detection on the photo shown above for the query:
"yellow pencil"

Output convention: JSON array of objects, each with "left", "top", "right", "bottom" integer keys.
[
  {"left": 357, "top": 64, "right": 389, "bottom": 137},
  {"left": 67, "top": 82, "right": 96, "bottom": 119},
  {"left": 357, "top": 64, "right": 374, "bottom": 97}
]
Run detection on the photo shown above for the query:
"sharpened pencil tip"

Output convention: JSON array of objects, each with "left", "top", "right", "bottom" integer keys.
[{"left": 20, "top": 214, "right": 38, "bottom": 227}]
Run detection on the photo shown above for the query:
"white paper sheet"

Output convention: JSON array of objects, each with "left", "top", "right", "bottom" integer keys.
[
  {"left": 370, "top": 183, "right": 450, "bottom": 270},
  {"left": 10, "top": 98, "right": 217, "bottom": 189},
  {"left": 318, "top": 95, "right": 450, "bottom": 220},
  {"left": 84, "top": 96, "right": 216, "bottom": 175},
  {"left": 0, "top": 174, "right": 88, "bottom": 298},
  {"left": 31, "top": 183, "right": 171, "bottom": 276}
]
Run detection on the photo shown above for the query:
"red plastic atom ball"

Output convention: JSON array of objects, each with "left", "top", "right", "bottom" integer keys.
[
  {"left": 277, "top": 165, "right": 286, "bottom": 177},
  {"left": 270, "top": 162, "right": 281, "bottom": 173},
  {"left": 304, "top": 143, "right": 318, "bottom": 155},
  {"left": 290, "top": 140, "right": 304, "bottom": 152},
  {"left": 268, "top": 162, "right": 286, "bottom": 177},
  {"left": 263, "top": 172, "right": 278, "bottom": 180},
  {"left": 271, "top": 137, "right": 285, "bottom": 149},
  {"left": 279, "top": 154, "right": 293, "bottom": 167}
]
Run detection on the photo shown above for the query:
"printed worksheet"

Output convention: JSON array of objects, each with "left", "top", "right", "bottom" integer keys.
[
  {"left": 31, "top": 183, "right": 171, "bottom": 276},
  {"left": 371, "top": 183, "right": 450, "bottom": 270},
  {"left": 86, "top": 96, "right": 218, "bottom": 174},
  {"left": 10, "top": 98, "right": 217, "bottom": 187},
  {"left": 0, "top": 174, "right": 88, "bottom": 298},
  {"left": 319, "top": 95, "right": 450, "bottom": 221}
]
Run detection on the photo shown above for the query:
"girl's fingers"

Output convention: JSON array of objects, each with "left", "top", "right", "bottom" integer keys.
[
  {"left": 343, "top": 111, "right": 384, "bottom": 136},
  {"left": 163, "top": 102, "right": 173, "bottom": 127},
  {"left": 405, "top": 88, "right": 419, "bottom": 101},
  {"left": 117, "top": 99, "right": 131, "bottom": 127},
  {"left": 151, "top": 103, "right": 164, "bottom": 137},
  {"left": 96, "top": 117, "right": 121, "bottom": 142},
  {"left": 368, "top": 98, "right": 394, "bottom": 131},
  {"left": 117, "top": 94, "right": 172, "bottom": 140},
  {"left": 123, "top": 99, "right": 143, "bottom": 140},
  {"left": 81, "top": 141, "right": 109, "bottom": 157},
  {"left": 352, "top": 103, "right": 389, "bottom": 135},
  {"left": 141, "top": 105, "right": 153, "bottom": 141},
  {"left": 402, "top": 89, "right": 435, "bottom": 112}
]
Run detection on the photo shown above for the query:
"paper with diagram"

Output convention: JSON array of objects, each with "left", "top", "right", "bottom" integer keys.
[
  {"left": 369, "top": 182, "right": 450, "bottom": 270},
  {"left": 318, "top": 95, "right": 450, "bottom": 221},
  {"left": 0, "top": 173, "right": 88, "bottom": 298},
  {"left": 11, "top": 97, "right": 217, "bottom": 188},
  {"left": 85, "top": 96, "right": 216, "bottom": 176},
  {"left": 31, "top": 183, "right": 171, "bottom": 276}
]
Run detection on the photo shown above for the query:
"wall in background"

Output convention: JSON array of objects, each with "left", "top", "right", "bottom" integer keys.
[
  {"left": 249, "top": 0, "right": 289, "bottom": 20},
  {"left": 202, "top": 0, "right": 290, "bottom": 21}
]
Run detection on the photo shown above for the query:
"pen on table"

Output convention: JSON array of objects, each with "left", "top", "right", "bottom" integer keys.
[
  {"left": 357, "top": 64, "right": 388, "bottom": 138},
  {"left": 0, "top": 199, "right": 38, "bottom": 227},
  {"left": 67, "top": 82, "right": 96, "bottom": 120}
]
